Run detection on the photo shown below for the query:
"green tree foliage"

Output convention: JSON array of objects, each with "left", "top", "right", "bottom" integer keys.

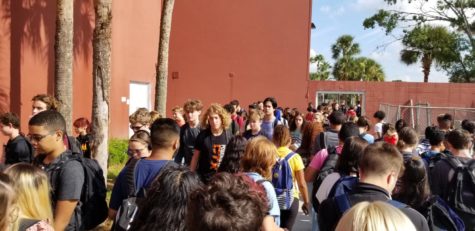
[
  {"left": 309, "top": 54, "right": 331, "bottom": 80},
  {"left": 400, "top": 25, "right": 459, "bottom": 82},
  {"left": 331, "top": 35, "right": 385, "bottom": 81},
  {"left": 363, "top": 0, "right": 475, "bottom": 82}
]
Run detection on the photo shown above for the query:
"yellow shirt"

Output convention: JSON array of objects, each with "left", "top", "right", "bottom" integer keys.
[{"left": 277, "top": 146, "right": 305, "bottom": 199}]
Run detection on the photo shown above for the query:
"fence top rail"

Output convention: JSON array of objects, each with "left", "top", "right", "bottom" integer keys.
[{"left": 379, "top": 104, "right": 475, "bottom": 111}]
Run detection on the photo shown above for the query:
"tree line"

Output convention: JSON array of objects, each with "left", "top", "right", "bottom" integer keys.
[{"left": 311, "top": 0, "right": 474, "bottom": 83}]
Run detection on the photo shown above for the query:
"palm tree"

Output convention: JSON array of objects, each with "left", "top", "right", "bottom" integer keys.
[
  {"left": 309, "top": 54, "right": 331, "bottom": 80},
  {"left": 354, "top": 57, "right": 385, "bottom": 81},
  {"left": 331, "top": 35, "right": 361, "bottom": 80},
  {"left": 55, "top": 0, "right": 73, "bottom": 134},
  {"left": 400, "top": 25, "right": 459, "bottom": 82},
  {"left": 91, "top": 0, "right": 112, "bottom": 177},
  {"left": 155, "top": 0, "right": 175, "bottom": 116},
  {"left": 331, "top": 35, "right": 361, "bottom": 60}
]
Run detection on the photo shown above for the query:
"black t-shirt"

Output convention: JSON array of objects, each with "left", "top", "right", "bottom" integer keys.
[
  {"left": 195, "top": 129, "right": 232, "bottom": 183},
  {"left": 76, "top": 134, "right": 92, "bottom": 158},
  {"left": 4, "top": 135, "right": 33, "bottom": 165},
  {"left": 177, "top": 123, "right": 201, "bottom": 165}
]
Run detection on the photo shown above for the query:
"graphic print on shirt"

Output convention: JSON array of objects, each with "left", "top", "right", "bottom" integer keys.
[{"left": 210, "top": 144, "right": 226, "bottom": 170}]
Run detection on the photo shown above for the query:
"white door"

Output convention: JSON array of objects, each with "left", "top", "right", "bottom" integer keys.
[{"left": 129, "top": 82, "right": 151, "bottom": 137}]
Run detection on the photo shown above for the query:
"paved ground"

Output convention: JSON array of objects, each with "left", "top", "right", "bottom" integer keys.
[
  {"left": 294, "top": 201, "right": 312, "bottom": 231},
  {"left": 293, "top": 183, "right": 313, "bottom": 231}
]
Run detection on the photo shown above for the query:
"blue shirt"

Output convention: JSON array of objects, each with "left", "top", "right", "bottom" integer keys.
[
  {"left": 109, "top": 159, "right": 173, "bottom": 210},
  {"left": 361, "top": 133, "right": 375, "bottom": 144},
  {"left": 245, "top": 172, "right": 281, "bottom": 226}
]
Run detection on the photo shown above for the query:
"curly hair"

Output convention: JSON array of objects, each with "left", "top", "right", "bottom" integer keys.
[
  {"left": 240, "top": 137, "right": 277, "bottom": 179},
  {"left": 131, "top": 165, "right": 203, "bottom": 231},
  {"left": 200, "top": 103, "right": 231, "bottom": 130},
  {"left": 32, "top": 94, "right": 60, "bottom": 111},
  {"left": 186, "top": 172, "right": 267, "bottom": 231},
  {"left": 297, "top": 121, "right": 324, "bottom": 158},
  {"left": 129, "top": 108, "right": 151, "bottom": 125},
  {"left": 218, "top": 135, "right": 248, "bottom": 174}
]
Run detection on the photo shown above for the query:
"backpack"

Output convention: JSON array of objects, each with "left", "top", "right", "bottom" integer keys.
[
  {"left": 443, "top": 157, "right": 475, "bottom": 217},
  {"left": 420, "top": 195, "right": 465, "bottom": 231},
  {"left": 317, "top": 130, "right": 338, "bottom": 153},
  {"left": 334, "top": 193, "right": 408, "bottom": 214},
  {"left": 114, "top": 158, "right": 141, "bottom": 231},
  {"left": 272, "top": 152, "right": 297, "bottom": 210},
  {"left": 311, "top": 146, "right": 339, "bottom": 211},
  {"left": 47, "top": 153, "right": 108, "bottom": 230},
  {"left": 327, "top": 175, "right": 359, "bottom": 199}
]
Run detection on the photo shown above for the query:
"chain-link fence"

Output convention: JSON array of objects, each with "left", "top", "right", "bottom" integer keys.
[{"left": 379, "top": 103, "right": 475, "bottom": 135}]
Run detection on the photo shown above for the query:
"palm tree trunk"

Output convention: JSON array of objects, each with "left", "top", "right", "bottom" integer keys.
[
  {"left": 154, "top": 0, "right": 175, "bottom": 115},
  {"left": 55, "top": 0, "right": 73, "bottom": 134},
  {"left": 422, "top": 53, "right": 432, "bottom": 83},
  {"left": 91, "top": 0, "right": 112, "bottom": 178}
]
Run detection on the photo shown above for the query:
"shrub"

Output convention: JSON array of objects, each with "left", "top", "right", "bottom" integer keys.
[{"left": 109, "top": 139, "right": 129, "bottom": 165}]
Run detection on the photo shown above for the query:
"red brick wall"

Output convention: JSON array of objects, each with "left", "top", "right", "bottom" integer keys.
[{"left": 308, "top": 80, "right": 475, "bottom": 121}]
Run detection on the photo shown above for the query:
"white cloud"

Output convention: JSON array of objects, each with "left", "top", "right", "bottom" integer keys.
[
  {"left": 352, "top": 0, "right": 388, "bottom": 12},
  {"left": 320, "top": 5, "right": 331, "bottom": 13},
  {"left": 310, "top": 48, "right": 317, "bottom": 59},
  {"left": 309, "top": 62, "right": 318, "bottom": 73}
]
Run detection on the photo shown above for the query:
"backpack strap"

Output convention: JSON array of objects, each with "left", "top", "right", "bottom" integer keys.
[
  {"left": 273, "top": 118, "right": 279, "bottom": 128},
  {"left": 18, "top": 218, "right": 41, "bottom": 231},
  {"left": 319, "top": 132, "right": 326, "bottom": 150},
  {"left": 125, "top": 158, "right": 141, "bottom": 197},
  {"left": 284, "top": 152, "right": 297, "bottom": 162}
]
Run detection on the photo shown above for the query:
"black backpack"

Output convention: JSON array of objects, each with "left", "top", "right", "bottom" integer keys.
[
  {"left": 443, "top": 157, "right": 475, "bottom": 221},
  {"left": 45, "top": 152, "right": 108, "bottom": 230},
  {"left": 419, "top": 195, "right": 465, "bottom": 231},
  {"left": 311, "top": 146, "right": 339, "bottom": 211}
]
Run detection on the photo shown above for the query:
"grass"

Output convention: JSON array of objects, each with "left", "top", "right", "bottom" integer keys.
[{"left": 93, "top": 139, "right": 129, "bottom": 231}]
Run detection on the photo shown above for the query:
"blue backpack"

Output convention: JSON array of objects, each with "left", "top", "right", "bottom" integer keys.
[
  {"left": 328, "top": 175, "right": 359, "bottom": 199},
  {"left": 272, "top": 152, "right": 296, "bottom": 210}
]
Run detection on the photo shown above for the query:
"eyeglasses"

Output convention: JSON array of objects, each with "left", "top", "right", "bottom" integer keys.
[
  {"left": 130, "top": 124, "right": 145, "bottom": 131},
  {"left": 127, "top": 148, "right": 145, "bottom": 155},
  {"left": 27, "top": 133, "right": 52, "bottom": 142}
]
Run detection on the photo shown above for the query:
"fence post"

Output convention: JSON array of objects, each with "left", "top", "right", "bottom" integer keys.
[{"left": 397, "top": 105, "right": 401, "bottom": 121}]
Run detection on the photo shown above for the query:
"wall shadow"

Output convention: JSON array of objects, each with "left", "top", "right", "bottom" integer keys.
[
  {"left": 74, "top": 0, "right": 94, "bottom": 65},
  {"left": 2, "top": 0, "right": 56, "bottom": 116}
]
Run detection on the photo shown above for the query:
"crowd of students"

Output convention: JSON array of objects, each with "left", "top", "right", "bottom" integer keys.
[{"left": 0, "top": 95, "right": 474, "bottom": 231}]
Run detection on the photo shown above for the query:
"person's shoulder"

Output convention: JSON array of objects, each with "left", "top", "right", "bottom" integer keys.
[{"left": 400, "top": 207, "right": 430, "bottom": 231}]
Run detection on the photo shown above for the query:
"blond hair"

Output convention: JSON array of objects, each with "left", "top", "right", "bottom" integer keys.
[
  {"left": 0, "top": 173, "right": 17, "bottom": 231},
  {"left": 149, "top": 110, "right": 162, "bottom": 124},
  {"left": 172, "top": 106, "right": 184, "bottom": 114},
  {"left": 248, "top": 110, "right": 264, "bottom": 122},
  {"left": 129, "top": 108, "right": 151, "bottom": 125},
  {"left": 183, "top": 99, "right": 203, "bottom": 113},
  {"left": 5, "top": 164, "right": 54, "bottom": 223},
  {"left": 336, "top": 201, "right": 416, "bottom": 231},
  {"left": 241, "top": 137, "right": 278, "bottom": 179},
  {"left": 200, "top": 103, "right": 231, "bottom": 130}
]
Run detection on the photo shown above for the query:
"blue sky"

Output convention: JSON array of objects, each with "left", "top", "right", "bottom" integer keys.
[{"left": 309, "top": 0, "right": 449, "bottom": 82}]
